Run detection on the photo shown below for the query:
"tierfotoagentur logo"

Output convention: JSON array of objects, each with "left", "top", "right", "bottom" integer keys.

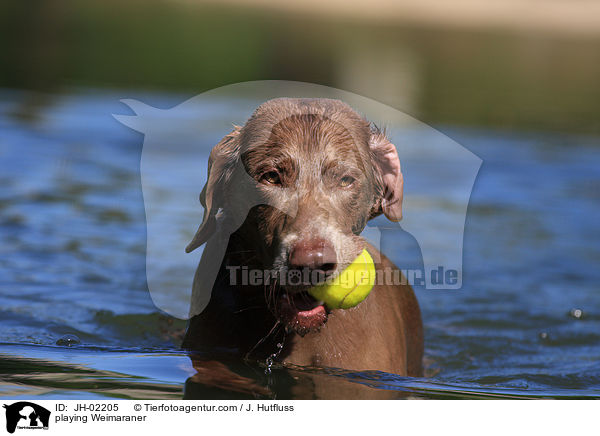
[
  {"left": 114, "top": 81, "right": 481, "bottom": 319},
  {"left": 3, "top": 402, "right": 50, "bottom": 434},
  {"left": 225, "top": 265, "right": 457, "bottom": 288}
]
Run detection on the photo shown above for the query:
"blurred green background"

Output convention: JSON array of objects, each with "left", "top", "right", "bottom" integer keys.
[{"left": 1, "top": 0, "right": 599, "bottom": 133}]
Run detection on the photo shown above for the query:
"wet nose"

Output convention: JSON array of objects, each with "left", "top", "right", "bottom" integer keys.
[{"left": 288, "top": 238, "right": 337, "bottom": 273}]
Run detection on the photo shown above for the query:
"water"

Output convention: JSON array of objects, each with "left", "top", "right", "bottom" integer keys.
[{"left": 1, "top": 89, "right": 599, "bottom": 399}]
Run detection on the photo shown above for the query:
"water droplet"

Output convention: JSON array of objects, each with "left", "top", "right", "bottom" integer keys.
[
  {"left": 56, "top": 334, "right": 81, "bottom": 346},
  {"left": 265, "top": 356, "right": 274, "bottom": 375},
  {"left": 569, "top": 308, "right": 583, "bottom": 319},
  {"left": 265, "top": 341, "right": 284, "bottom": 375}
]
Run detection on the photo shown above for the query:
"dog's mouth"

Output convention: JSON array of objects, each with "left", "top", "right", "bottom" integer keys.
[{"left": 277, "top": 291, "right": 328, "bottom": 337}]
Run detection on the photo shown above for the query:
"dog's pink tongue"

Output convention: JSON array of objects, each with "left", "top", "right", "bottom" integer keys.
[
  {"left": 280, "top": 298, "right": 328, "bottom": 334},
  {"left": 295, "top": 305, "right": 327, "bottom": 329}
]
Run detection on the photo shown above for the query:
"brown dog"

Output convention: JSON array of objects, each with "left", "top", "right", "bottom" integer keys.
[{"left": 182, "top": 98, "right": 423, "bottom": 377}]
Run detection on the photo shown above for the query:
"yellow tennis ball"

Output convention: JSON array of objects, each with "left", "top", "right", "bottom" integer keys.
[{"left": 308, "top": 249, "right": 376, "bottom": 309}]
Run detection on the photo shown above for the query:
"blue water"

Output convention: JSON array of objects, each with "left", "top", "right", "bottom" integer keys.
[{"left": 1, "top": 89, "right": 599, "bottom": 399}]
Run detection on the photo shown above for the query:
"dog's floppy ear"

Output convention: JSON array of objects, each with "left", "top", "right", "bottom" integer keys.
[
  {"left": 369, "top": 128, "right": 404, "bottom": 221},
  {"left": 186, "top": 126, "right": 241, "bottom": 253}
]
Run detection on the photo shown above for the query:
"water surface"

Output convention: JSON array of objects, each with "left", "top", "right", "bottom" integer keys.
[{"left": 1, "top": 90, "right": 599, "bottom": 399}]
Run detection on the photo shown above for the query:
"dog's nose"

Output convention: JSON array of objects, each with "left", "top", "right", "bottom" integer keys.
[{"left": 289, "top": 238, "right": 337, "bottom": 273}]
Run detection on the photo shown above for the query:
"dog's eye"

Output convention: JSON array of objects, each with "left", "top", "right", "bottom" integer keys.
[
  {"left": 260, "top": 171, "right": 282, "bottom": 185},
  {"left": 339, "top": 176, "right": 355, "bottom": 187}
]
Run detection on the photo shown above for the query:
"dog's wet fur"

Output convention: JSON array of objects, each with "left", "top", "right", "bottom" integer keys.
[{"left": 183, "top": 98, "right": 423, "bottom": 378}]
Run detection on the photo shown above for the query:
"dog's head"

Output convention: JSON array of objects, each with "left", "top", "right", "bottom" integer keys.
[{"left": 187, "top": 98, "right": 403, "bottom": 334}]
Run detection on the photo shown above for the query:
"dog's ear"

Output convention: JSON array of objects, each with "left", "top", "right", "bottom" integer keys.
[
  {"left": 369, "top": 128, "right": 404, "bottom": 221},
  {"left": 186, "top": 126, "right": 241, "bottom": 253}
]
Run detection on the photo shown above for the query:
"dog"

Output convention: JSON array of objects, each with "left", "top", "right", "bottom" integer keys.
[{"left": 182, "top": 98, "right": 423, "bottom": 379}]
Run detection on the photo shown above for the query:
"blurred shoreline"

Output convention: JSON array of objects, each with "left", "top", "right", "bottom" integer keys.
[
  {"left": 1, "top": 0, "right": 598, "bottom": 134},
  {"left": 187, "top": 0, "right": 600, "bottom": 37}
]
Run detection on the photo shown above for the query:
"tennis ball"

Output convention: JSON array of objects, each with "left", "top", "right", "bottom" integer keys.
[{"left": 308, "top": 249, "right": 376, "bottom": 309}]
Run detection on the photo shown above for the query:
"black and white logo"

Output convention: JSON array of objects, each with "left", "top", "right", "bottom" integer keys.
[{"left": 3, "top": 402, "right": 50, "bottom": 434}]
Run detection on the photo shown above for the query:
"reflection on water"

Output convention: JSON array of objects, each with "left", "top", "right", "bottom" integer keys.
[
  {"left": 2, "top": 344, "right": 596, "bottom": 400},
  {"left": 0, "top": 89, "right": 599, "bottom": 399}
]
